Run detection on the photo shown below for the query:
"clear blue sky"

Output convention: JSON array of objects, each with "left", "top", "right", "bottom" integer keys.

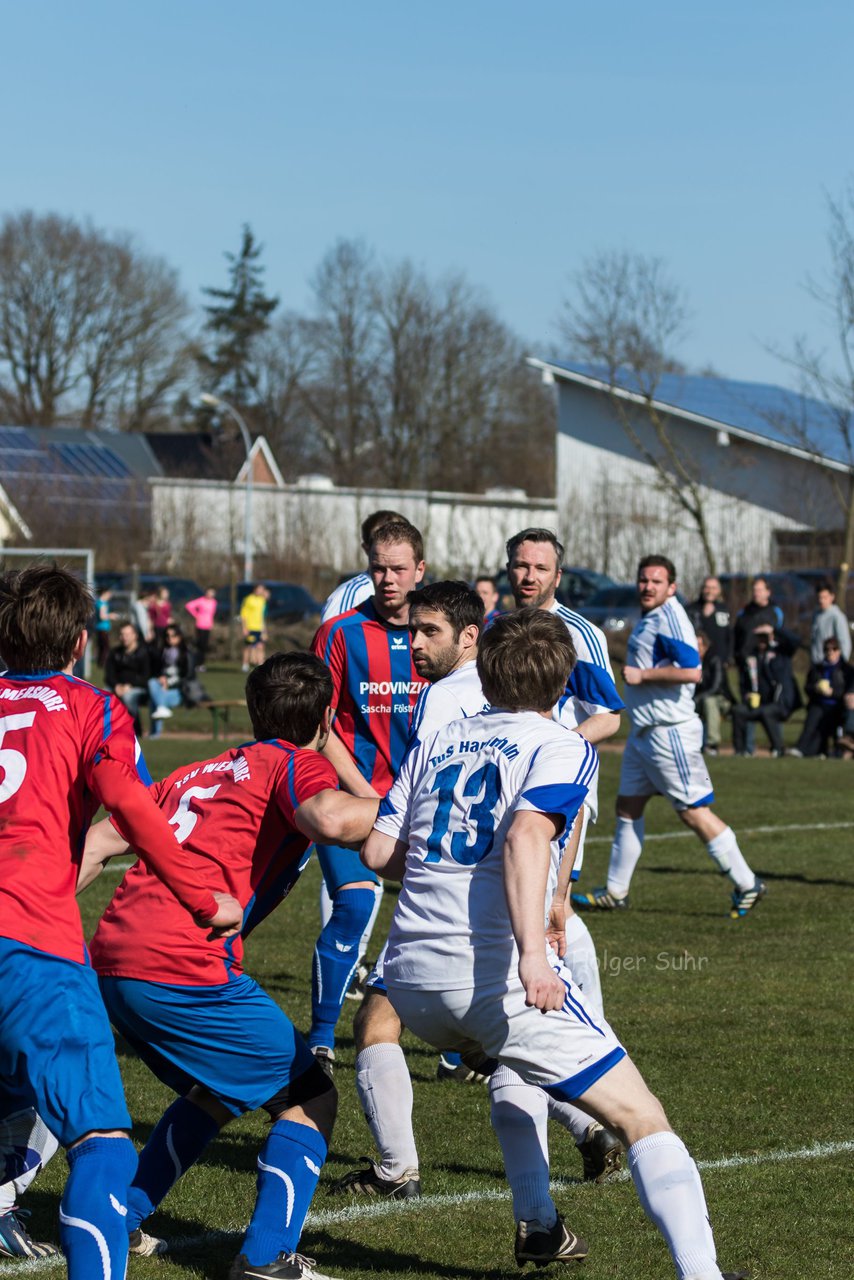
[{"left": 4, "top": 1, "right": 851, "bottom": 384}]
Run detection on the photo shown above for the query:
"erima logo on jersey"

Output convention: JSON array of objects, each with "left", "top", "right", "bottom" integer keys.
[
  {"left": 359, "top": 680, "right": 421, "bottom": 695},
  {"left": 390, "top": 635, "right": 407, "bottom": 649}
]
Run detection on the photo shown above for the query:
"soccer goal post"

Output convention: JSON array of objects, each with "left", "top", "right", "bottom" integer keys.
[{"left": 0, "top": 547, "right": 96, "bottom": 680}]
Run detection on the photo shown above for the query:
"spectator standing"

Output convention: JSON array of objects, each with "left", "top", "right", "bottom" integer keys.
[
  {"left": 185, "top": 587, "right": 218, "bottom": 671},
  {"left": 104, "top": 622, "right": 152, "bottom": 736},
  {"left": 791, "top": 637, "right": 854, "bottom": 757},
  {"left": 809, "top": 582, "right": 851, "bottom": 663},
  {"left": 240, "top": 584, "right": 269, "bottom": 671},
  {"left": 694, "top": 631, "right": 732, "bottom": 755},
  {"left": 688, "top": 575, "right": 733, "bottom": 666},
  {"left": 94, "top": 587, "right": 116, "bottom": 667},
  {"left": 734, "top": 576, "right": 784, "bottom": 664},
  {"left": 132, "top": 588, "right": 155, "bottom": 647},
  {"left": 731, "top": 625, "right": 801, "bottom": 756},
  {"left": 148, "top": 586, "right": 173, "bottom": 647},
  {"left": 474, "top": 574, "right": 501, "bottom": 625},
  {"left": 147, "top": 624, "right": 195, "bottom": 737}
]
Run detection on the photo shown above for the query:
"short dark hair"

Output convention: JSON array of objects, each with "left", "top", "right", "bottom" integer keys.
[
  {"left": 816, "top": 581, "right": 835, "bottom": 597},
  {"left": 360, "top": 509, "right": 407, "bottom": 548},
  {"left": 474, "top": 574, "right": 497, "bottom": 589},
  {"left": 407, "top": 580, "right": 484, "bottom": 639},
  {"left": 638, "top": 555, "right": 676, "bottom": 584},
  {"left": 245, "top": 652, "right": 333, "bottom": 747},
  {"left": 505, "top": 528, "right": 564, "bottom": 566},
  {"left": 0, "top": 564, "right": 93, "bottom": 672},
  {"left": 477, "top": 607, "right": 575, "bottom": 711},
  {"left": 370, "top": 519, "right": 424, "bottom": 564}
]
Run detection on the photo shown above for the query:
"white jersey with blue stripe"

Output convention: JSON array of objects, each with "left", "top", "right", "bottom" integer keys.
[
  {"left": 377, "top": 708, "right": 598, "bottom": 990},
  {"left": 320, "top": 573, "right": 373, "bottom": 623},
  {"left": 408, "top": 661, "right": 489, "bottom": 744},
  {"left": 548, "top": 603, "right": 624, "bottom": 730},
  {"left": 623, "top": 597, "right": 701, "bottom": 730}
]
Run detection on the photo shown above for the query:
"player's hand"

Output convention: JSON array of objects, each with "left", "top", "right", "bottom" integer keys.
[
  {"left": 622, "top": 665, "right": 644, "bottom": 686},
  {"left": 519, "top": 954, "right": 565, "bottom": 1013},
  {"left": 198, "top": 892, "right": 243, "bottom": 939},
  {"left": 545, "top": 901, "right": 567, "bottom": 958}
]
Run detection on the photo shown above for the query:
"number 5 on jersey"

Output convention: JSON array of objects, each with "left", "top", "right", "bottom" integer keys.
[{"left": 168, "top": 784, "right": 221, "bottom": 843}]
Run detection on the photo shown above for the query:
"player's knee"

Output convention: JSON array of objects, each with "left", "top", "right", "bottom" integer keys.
[
  {"left": 264, "top": 1061, "right": 337, "bottom": 1131},
  {"left": 616, "top": 795, "right": 646, "bottom": 820},
  {"left": 354, "top": 989, "right": 401, "bottom": 1050}
]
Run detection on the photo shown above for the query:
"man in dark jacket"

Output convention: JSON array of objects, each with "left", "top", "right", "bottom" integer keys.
[
  {"left": 688, "top": 576, "right": 733, "bottom": 666},
  {"left": 733, "top": 577, "right": 784, "bottom": 665},
  {"left": 104, "top": 621, "right": 151, "bottom": 735},
  {"left": 791, "top": 637, "right": 854, "bottom": 757},
  {"left": 731, "top": 625, "right": 801, "bottom": 756}
]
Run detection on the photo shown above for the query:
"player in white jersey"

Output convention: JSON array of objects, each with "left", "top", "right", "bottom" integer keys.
[
  {"left": 330, "top": 581, "right": 489, "bottom": 1200},
  {"left": 365, "top": 609, "right": 744, "bottom": 1279},
  {"left": 319, "top": 509, "right": 406, "bottom": 623},
  {"left": 579, "top": 556, "right": 766, "bottom": 918}
]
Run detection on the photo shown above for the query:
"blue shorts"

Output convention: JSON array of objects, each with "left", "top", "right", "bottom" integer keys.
[
  {"left": 0, "top": 938, "right": 131, "bottom": 1147},
  {"left": 316, "top": 842, "right": 379, "bottom": 894},
  {"left": 100, "top": 973, "right": 315, "bottom": 1116}
]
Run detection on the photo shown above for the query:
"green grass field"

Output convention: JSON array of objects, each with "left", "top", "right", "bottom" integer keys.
[{"left": 8, "top": 682, "right": 854, "bottom": 1280}]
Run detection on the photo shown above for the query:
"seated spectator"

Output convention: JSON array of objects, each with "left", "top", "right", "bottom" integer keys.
[
  {"left": 732, "top": 625, "right": 801, "bottom": 757},
  {"left": 147, "top": 624, "right": 195, "bottom": 737},
  {"left": 104, "top": 620, "right": 151, "bottom": 735},
  {"left": 809, "top": 581, "right": 852, "bottom": 664},
  {"left": 734, "top": 575, "right": 784, "bottom": 664},
  {"left": 792, "top": 638, "right": 854, "bottom": 757},
  {"left": 694, "top": 630, "right": 733, "bottom": 755}
]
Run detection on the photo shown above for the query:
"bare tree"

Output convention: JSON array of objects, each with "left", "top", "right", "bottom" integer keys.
[
  {"left": 774, "top": 182, "right": 854, "bottom": 596},
  {"left": 557, "top": 250, "right": 721, "bottom": 570},
  {"left": 0, "top": 211, "right": 192, "bottom": 429}
]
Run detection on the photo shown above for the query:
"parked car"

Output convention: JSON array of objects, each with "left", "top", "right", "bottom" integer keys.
[
  {"left": 576, "top": 585, "right": 642, "bottom": 634},
  {"left": 215, "top": 581, "right": 321, "bottom": 625},
  {"left": 94, "top": 572, "right": 204, "bottom": 610}
]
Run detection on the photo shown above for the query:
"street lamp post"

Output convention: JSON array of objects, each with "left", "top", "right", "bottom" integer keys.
[{"left": 200, "top": 393, "right": 254, "bottom": 581}]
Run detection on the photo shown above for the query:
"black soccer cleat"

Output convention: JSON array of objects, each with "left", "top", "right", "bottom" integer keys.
[
  {"left": 328, "top": 1157, "right": 421, "bottom": 1199},
  {"left": 514, "top": 1214, "right": 588, "bottom": 1267},
  {"left": 577, "top": 1122, "right": 624, "bottom": 1182},
  {"left": 0, "top": 1208, "right": 60, "bottom": 1259},
  {"left": 311, "top": 1045, "right": 335, "bottom": 1080},
  {"left": 229, "top": 1252, "right": 342, "bottom": 1280},
  {"left": 571, "top": 886, "right": 630, "bottom": 910}
]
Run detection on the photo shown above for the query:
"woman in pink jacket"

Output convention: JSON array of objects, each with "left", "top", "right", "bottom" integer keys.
[{"left": 185, "top": 588, "right": 218, "bottom": 671}]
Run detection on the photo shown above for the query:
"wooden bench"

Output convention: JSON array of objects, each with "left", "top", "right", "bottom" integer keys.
[{"left": 204, "top": 700, "right": 247, "bottom": 740}]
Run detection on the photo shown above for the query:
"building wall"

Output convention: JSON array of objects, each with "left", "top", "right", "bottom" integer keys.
[
  {"left": 150, "top": 478, "right": 556, "bottom": 577},
  {"left": 555, "top": 382, "right": 842, "bottom": 586}
]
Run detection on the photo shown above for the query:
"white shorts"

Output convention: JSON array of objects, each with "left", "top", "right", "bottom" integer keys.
[
  {"left": 619, "top": 719, "right": 714, "bottom": 810},
  {"left": 365, "top": 940, "right": 388, "bottom": 995},
  {"left": 386, "top": 962, "right": 625, "bottom": 1102}
]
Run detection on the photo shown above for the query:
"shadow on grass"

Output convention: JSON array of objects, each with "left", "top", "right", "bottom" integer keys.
[{"left": 645, "top": 864, "right": 854, "bottom": 889}]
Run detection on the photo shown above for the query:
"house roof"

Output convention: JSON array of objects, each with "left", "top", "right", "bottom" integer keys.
[{"left": 528, "top": 358, "right": 852, "bottom": 471}]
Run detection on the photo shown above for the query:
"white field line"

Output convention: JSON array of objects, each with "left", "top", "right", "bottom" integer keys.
[
  {"left": 3, "top": 1139, "right": 851, "bottom": 1273},
  {"left": 97, "top": 820, "right": 854, "bottom": 875}
]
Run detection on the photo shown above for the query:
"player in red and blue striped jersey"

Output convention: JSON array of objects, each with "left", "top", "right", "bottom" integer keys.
[{"left": 309, "top": 521, "right": 427, "bottom": 1066}]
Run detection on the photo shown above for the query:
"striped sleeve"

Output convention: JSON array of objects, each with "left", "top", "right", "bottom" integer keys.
[{"left": 515, "top": 734, "right": 598, "bottom": 833}]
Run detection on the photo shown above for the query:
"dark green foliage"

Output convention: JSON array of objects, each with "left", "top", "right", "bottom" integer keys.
[{"left": 197, "top": 225, "right": 279, "bottom": 408}]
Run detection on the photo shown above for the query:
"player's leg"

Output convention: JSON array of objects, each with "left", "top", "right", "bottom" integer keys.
[
  {"left": 572, "top": 1057, "right": 724, "bottom": 1280},
  {"left": 232, "top": 1062, "right": 336, "bottom": 1278},
  {"left": 0, "top": 1108, "right": 61, "bottom": 1258},
  {"left": 678, "top": 804, "right": 765, "bottom": 918},
  {"left": 310, "top": 845, "right": 383, "bottom": 1061},
  {"left": 330, "top": 970, "right": 421, "bottom": 1198},
  {"left": 578, "top": 735, "right": 652, "bottom": 907}
]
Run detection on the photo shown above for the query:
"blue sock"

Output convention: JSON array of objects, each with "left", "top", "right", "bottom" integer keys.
[
  {"left": 310, "top": 886, "right": 379, "bottom": 1050},
  {"left": 60, "top": 1136, "right": 137, "bottom": 1279},
  {"left": 241, "top": 1120, "right": 327, "bottom": 1265},
  {"left": 127, "top": 1098, "right": 220, "bottom": 1230}
]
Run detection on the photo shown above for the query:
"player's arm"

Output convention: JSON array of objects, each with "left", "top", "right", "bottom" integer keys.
[
  {"left": 564, "top": 655, "right": 623, "bottom": 744},
  {"left": 321, "top": 730, "right": 382, "bottom": 799},
  {"left": 545, "top": 811, "right": 583, "bottom": 959},
  {"left": 504, "top": 809, "right": 566, "bottom": 1013},
  {"left": 623, "top": 664, "right": 701, "bottom": 686},
  {"left": 574, "top": 711, "right": 621, "bottom": 743},
  {"left": 78, "top": 816, "right": 129, "bottom": 892},
  {"left": 294, "top": 789, "right": 379, "bottom": 849},
  {"left": 362, "top": 828, "right": 408, "bottom": 880},
  {"left": 91, "top": 756, "right": 241, "bottom": 934}
]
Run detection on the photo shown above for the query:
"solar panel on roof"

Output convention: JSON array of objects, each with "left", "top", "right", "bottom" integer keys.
[
  {"left": 0, "top": 427, "right": 39, "bottom": 451},
  {"left": 50, "top": 443, "right": 132, "bottom": 479}
]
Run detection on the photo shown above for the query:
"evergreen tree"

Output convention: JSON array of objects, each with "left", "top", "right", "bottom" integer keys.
[{"left": 197, "top": 225, "right": 278, "bottom": 406}]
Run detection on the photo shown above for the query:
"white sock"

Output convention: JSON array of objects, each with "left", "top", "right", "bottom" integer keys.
[
  {"left": 628, "top": 1131, "right": 720, "bottom": 1279},
  {"left": 358, "top": 882, "right": 384, "bottom": 956},
  {"left": 706, "top": 827, "right": 754, "bottom": 892},
  {"left": 0, "top": 1109, "right": 60, "bottom": 1207},
  {"left": 563, "top": 913, "right": 603, "bottom": 1015},
  {"left": 489, "top": 1064, "right": 557, "bottom": 1227},
  {"left": 607, "top": 816, "right": 644, "bottom": 897},
  {"left": 355, "top": 1043, "right": 419, "bottom": 1179}
]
